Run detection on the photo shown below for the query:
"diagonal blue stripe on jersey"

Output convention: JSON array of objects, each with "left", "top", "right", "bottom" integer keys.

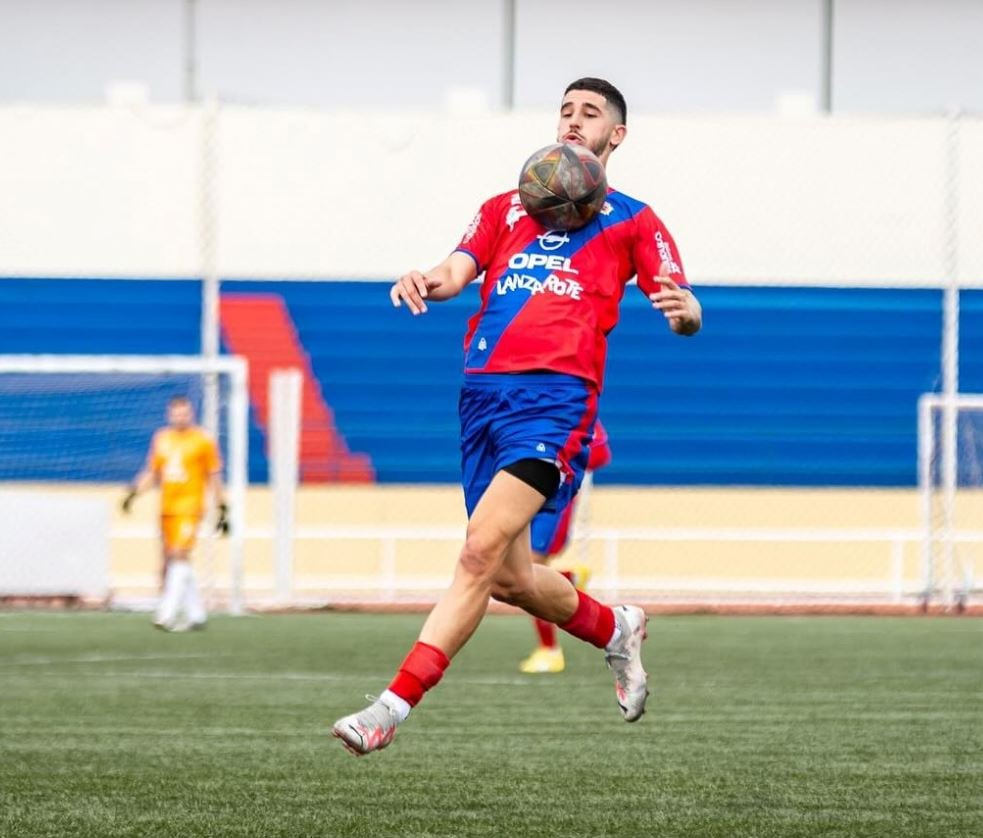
[{"left": 464, "top": 191, "right": 644, "bottom": 371}]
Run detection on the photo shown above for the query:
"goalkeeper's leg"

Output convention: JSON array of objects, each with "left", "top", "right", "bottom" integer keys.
[
  {"left": 155, "top": 517, "right": 206, "bottom": 630},
  {"left": 155, "top": 555, "right": 189, "bottom": 630},
  {"left": 182, "top": 559, "right": 208, "bottom": 628},
  {"left": 175, "top": 516, "right": 207, "bottom": 629}
]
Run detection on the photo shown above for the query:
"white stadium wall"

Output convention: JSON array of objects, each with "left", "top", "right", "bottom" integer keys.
[
  {"left": 0, "top": 104, "right": 981, "bottom": 286},
  {"left": 2, "top": 1, "right": 983, "bottom": 115}
]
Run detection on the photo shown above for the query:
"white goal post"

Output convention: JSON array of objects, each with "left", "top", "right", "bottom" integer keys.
[
  {"left": 0, "top": 354, "right": 248, "bottom": 613},
  {"left": 918, "top": 392, "right": 983, "bottom": 609}
]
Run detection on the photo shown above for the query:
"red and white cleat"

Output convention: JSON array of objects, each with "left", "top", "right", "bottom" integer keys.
[
  {"left": 604, "top": 605, "right": 650, "bottom": 722},
  {"left": 331, "top": 696, "right": 401, "bottom": 756}
]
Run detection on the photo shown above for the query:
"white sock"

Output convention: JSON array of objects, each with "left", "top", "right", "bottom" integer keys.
[
  {"left": 380, "top": 689, "right": 412, "bottom": 722},
  {"left": 156, "top": 561, "right": 191, "bottom": 626},
  {"left": 183, "top": 566, "right": 207, "bottom": 625}
]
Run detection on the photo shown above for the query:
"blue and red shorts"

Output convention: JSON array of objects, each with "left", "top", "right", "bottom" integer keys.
[{"left": 458, "top": 372, "right": 597, "bottom": 554}]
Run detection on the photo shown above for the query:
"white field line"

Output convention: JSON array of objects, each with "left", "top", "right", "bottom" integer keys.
[
  {"left": 0, "top": 652, "right": 224, "bottom": 667},
  {"left": 3, "top": 667, "right": 539, "bottom": 687}
]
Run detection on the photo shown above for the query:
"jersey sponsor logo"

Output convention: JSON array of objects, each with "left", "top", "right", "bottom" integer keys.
[
  {"left": 507, "top": 253, "right": 579, "bottom": 274},
  {"left": 495, "top": 272, "right": 583, "bottom": 300},
  {"left": 654, "top": 230, "right": 681, "bottom": 274},
  {"left": 537, "top": 231, "right": 569, "bottom": 251},
  {"left": 462, "top": 210, "right": 482, "bottom": 243},
  {"left": 163, "top": 451, "right": 189, "bottom": 483}
]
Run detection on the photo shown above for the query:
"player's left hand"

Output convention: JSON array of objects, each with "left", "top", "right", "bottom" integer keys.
[
  {"left": 215, "top": 502, "right": 230, "bottom": 536},
  {"left": 649, "top": 264, "right": 701, "bottom": 336}
]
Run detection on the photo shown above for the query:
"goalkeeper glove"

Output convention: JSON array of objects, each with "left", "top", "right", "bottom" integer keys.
[
  {"left": 121, "top": 488, "right": 137, "bottom": 514},
  {"left": 215, "top": 502, "right": 230, "bottom": 536}
]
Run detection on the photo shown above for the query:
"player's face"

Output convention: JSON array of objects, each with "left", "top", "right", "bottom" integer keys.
[
  {"left": 167, "top": 401, "right": 195, "bottom": 430},
  {"left": 557, "top": 90, "right": 626, "bottom": 166}
]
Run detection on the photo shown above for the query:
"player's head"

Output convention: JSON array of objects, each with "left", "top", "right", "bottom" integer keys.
[
  {"left": 167, "top": 395, "right": 195, "bottom": 430},
  {"left": 558, "top": 78, "right": 627, "bottom": 166}
]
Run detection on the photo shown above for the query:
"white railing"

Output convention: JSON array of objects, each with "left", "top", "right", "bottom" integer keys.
[{"left": 110, "top": 524, "right": 983, "bottom": 606}]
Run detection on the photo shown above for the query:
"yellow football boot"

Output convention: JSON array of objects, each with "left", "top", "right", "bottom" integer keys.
[{"left": 519, "top": 646, "right": 565, "bottom": 674}]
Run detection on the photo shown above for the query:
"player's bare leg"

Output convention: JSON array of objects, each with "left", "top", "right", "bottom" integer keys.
[
  {"left": 493, "top": 530, "right": 650, "bottom": 722},
  {"left": 332, "top": 471, "right": 547, "bottom": 755},
  {"left": 519, "top": 551, "right": 566, "bottom": 673},
  {"left": 332, "top": 470, "right": 650, "bottom": 756},
  {"left": 417, "top": 471, "right": 550, "bottom": 656}
]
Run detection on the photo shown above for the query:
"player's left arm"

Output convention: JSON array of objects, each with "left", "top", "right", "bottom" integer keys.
[
  {"left": 203, "top": 436, "right": 229, "bottom": 535},
  {"left": 649, "top": 264, "right": 702, "bottom": 336},
  {"left": 210, "top": 470, "right": 230, "bottom": 535},
  {"left": 634, "top": 209, "right": 701, "bottom": 336}
]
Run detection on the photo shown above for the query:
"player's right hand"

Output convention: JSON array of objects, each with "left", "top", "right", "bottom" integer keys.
[
  {"left": 390, "top": 270, "right": 443, "bottom": 315},
  {"left": 121, "top": 489, "right": 137, "bottom": 514}
]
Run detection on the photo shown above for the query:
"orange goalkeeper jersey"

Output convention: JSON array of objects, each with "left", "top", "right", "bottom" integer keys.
[{"left": 148, "top": 426, "right": 222, "bottom": 517}]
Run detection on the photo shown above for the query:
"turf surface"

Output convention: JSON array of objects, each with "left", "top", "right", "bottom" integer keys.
[{"left": 1, "top": 611, "right": 981, "bottom": 837}]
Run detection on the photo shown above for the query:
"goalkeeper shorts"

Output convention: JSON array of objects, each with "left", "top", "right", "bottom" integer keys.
[{"left": 161, "top": 515, "right": 200, "bottom": 552}]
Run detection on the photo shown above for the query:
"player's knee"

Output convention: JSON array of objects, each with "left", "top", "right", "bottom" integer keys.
[{"left": 458, "top": 530, "right": 506, "bottom": 580}]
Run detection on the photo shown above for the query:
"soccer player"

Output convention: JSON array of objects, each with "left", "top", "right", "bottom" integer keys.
[
  {"left": 519, "top": 418, "right": 611, "bottom": 674},
  {"left": 332, "top": 77, "right": 701, "bottom": 755},
  {"left": 121, "top": 395, "right": 228, "bottom": 632}
]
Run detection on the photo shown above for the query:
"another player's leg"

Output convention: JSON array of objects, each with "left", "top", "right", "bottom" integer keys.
[
  {"left": 519, "top": 563, "right": 593, "bottom": 673},
  {"left": 496, "top": 491, "right": 650, "bottom": 722},
  {"left": 154, "top": 518, "right": 206, "bottom": 632},
  {"left": 176, "top": 517, "right": 207, "bottom": 630},
  {"left": 519, "top": 495, "right": 586, "bottom": 674},
  {"left": 155, "top": 518, "right": 181, "bottom": 629},
  {"left": 519, "top": 550, "right": 567, "bottom": 673},
  {"left": 332, "top": 470, "right": 548, "bottom": 756}
]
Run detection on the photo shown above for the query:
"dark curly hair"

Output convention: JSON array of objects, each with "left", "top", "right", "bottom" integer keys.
[{"left": 564, "top": 77, "right": 627, "bottom": 125}]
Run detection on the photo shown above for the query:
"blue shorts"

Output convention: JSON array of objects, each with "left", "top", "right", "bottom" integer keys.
[{"left": 459, "top": 373, "right": 597, "bottom": 554}]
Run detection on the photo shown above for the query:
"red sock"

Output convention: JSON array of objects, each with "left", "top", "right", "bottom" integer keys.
[
  {"left": 387, "top": 641, "right": 451, "bottom": 707},
  {"left": 533, "top": 617, "right": 557, "bottom": 649},
  {"left": 559, "top": 590, "right": 616, "bottom": 649}
]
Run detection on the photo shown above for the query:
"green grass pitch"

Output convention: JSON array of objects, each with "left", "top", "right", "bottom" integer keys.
[{"left": 1, "top": 611, "right": 981, "bottom": 837}]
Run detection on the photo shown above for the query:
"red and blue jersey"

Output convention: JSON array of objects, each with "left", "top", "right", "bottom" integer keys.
[{"left": 454, "top": 188, "right": 689, "bottom": 391}]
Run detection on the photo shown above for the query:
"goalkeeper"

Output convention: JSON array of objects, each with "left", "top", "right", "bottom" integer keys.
[{"left": 122, "top": 395, "right": 228, "bottom": 631}]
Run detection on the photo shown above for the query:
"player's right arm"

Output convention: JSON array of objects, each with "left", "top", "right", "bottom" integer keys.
[
  {"left": 121, "top": 432, "right": 162, "bottom": 513},
  {"left": 391, "top": 195, "right": 507, "bottom": 315},
  {"left": 390, "top": 251, "right": 478, "bottom": 315}
]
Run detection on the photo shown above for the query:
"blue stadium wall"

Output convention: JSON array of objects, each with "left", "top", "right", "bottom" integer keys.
[{"left": 2, "top": 278, "right": 981, "bottom": 487}]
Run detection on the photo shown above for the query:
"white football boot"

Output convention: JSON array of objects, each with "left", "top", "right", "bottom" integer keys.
[
  {"left": 604, "top": 605, "right": 650, "bottom": 722},
  {"left": 332, "top": 696, "right": 401, "bottom": 756}
]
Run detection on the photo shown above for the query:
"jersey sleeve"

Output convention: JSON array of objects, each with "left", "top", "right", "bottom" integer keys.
[
  {"left": 453, "top": 194, "right": 505, "bottom": 274},
  {"left": 632, "top": 206, "right": 689, "bottom": 298}
]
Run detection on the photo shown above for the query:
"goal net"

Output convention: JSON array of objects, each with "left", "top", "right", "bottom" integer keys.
[
  {"left": 0, "top": 355, "right": 248, "bottom": 611},
  {"left": 918, "top": 393, "right": 983, "bottom": 609}
]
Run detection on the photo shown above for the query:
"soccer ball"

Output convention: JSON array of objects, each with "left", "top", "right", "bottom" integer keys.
[{"left": 518, "top": 143, "right": 607, "bottom": 231}]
